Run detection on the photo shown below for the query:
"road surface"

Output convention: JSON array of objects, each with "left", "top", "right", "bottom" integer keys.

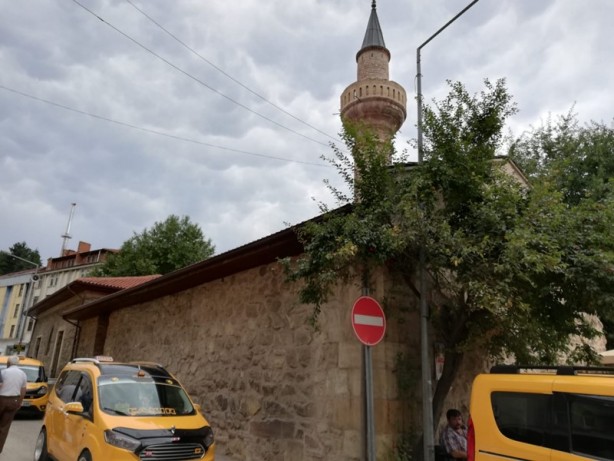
[{"left": 3, "top": 415, "right": 235, "bottom": 460}]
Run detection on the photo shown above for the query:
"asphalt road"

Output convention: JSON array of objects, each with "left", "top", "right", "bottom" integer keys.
[
  {"left": 3, "top": 415, "right": 234, "bottom": 460},
  {"left": 2, "top": 415, "right": 42, "bottom": 461}
]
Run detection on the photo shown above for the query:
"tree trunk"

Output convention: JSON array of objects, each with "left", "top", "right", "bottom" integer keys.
[{"left": 432, "top": 349, "right": 464, "bottom": 430}]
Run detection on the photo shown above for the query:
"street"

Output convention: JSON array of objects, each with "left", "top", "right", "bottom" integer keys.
[
  {"left": 3, "top": 415, "right": 235, "bottom": 460},
  {"left": 3, "top": 416, "right": 41, "bottom": 461}
]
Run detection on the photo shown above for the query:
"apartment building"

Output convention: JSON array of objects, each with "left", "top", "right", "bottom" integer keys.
[{"left": 0, "top": 241, "right": 117, "bottom": 354}]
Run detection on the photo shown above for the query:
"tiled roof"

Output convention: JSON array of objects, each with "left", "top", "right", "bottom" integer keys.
[{"left": 76, "top": 275, "right": 161, "bottom": 290}]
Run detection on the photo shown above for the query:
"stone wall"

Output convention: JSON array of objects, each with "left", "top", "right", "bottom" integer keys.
[
  {"left": 98, "top": 260, "right": 417, "bottom": 460},
  {"left": 357, "top": 48, "right": 389, "bottom": 81},
  {"left": 31, "top": 301, "right": 78, "bottom": 377}
]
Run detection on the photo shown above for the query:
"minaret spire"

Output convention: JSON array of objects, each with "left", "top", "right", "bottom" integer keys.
[
  {"left": 361, "top": 0, "right": 386, "bottom": 51},
  {"left": 339, "top": 1, "right": 407, "bottom": 160}
]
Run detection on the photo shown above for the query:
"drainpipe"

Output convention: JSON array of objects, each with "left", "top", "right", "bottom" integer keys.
[{"left": 66, "top": 285, "right": 85, "bottom": 359}]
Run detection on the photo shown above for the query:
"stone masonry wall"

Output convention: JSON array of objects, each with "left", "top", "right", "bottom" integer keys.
[
  {"left": 358, "top": 49, "right": 389, "bottom": 81},
  {"left": 31, "top": 298, "right": 81, "bottom": 377},
  {"left": 99, "top": 260, "right": 417, "bottom": 461}
]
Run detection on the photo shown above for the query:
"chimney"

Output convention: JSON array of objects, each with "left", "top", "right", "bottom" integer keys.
[{"left": 77, "top": 241, "right": 91, "bottom": 253}]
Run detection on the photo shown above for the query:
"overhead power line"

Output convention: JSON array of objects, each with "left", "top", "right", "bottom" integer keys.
[
  {"left": 71, "top": 0, "right": 332, "bottom": 150},
  {"left": 0, "top": 84, "right": 330, "bottom": 168},
  {"left": 125, "top": 0, "right": 341, "bottom": 143}
]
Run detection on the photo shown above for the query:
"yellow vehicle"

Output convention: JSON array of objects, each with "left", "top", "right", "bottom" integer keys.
[
  {"left": 0, "top": 355, "right": 48, "bottom": 417},
  {"left": 468, "top": 365, "right": 614, "bottom": 461},
  {"left": 34, "top": 356, "right": 215, "bottom": 461}
]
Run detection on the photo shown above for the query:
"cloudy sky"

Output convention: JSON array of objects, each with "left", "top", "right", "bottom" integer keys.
[{"left": 1, "top": 0, "right": 612, "bottom": 263}]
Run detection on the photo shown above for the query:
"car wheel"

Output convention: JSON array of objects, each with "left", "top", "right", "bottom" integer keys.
[
  {"left": 33, "top": 428, "right": 49, "bottom": 461},
  {"left": 77, "top": 450, "right": 92, "bottom": 461}
]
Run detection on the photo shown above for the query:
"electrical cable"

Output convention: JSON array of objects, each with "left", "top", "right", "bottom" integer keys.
[
  {"left": 125, "top": 0, "right": 342, "bottom": 144},
  {"left": 71, "top": 0, "right": 332, "bottom": 150},
  {"left": 0, "top": 84, "right": 331, "bottom": 168}
]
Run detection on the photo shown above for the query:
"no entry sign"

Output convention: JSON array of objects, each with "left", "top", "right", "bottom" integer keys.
[{"left": 351, "top": 296, "right": 386, "bottom": 346}]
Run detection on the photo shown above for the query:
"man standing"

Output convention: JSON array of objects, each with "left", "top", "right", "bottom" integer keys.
[
  {"left": 440, "top": 408, "right": 468, "bottom": 460},
  {"left": 0, "top": 356, "right": 27, "bottom": 453}
]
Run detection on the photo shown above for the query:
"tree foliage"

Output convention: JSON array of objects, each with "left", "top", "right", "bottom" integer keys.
[
  {"left": 510, "top": 112, "right": 614, "bottom": 346},
  {"left": 95, "top": 215, "right": 215, "bottom": 276},
  {"left": 0, "top": 242, "right": 42, "bottom": 275},
  {"left": 284, "top": 79, "right": 614, "bottom": 433}
]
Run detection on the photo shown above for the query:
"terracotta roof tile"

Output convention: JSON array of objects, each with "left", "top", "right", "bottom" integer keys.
[{"left": 76, "top": 275, "right": 161, "bottom": 290}]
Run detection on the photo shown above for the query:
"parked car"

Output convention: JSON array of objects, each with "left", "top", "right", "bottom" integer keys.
[
  {"left": 468, "top": 365, "right": 614, "bottom": 461},
  {"left": 34, "top": 356, "right": 215, "bottom": 461},
  {"left": 0, "top": 355, "right": 48, "bottom": 417}
]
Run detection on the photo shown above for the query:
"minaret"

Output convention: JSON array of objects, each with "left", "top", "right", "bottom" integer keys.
[{"left": 340, "top": 1, "right": 407, "bottom": 161}]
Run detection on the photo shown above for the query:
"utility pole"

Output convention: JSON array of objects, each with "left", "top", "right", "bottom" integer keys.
[{"left": 416, "top": 2, "right": 480, "bottom": 460}]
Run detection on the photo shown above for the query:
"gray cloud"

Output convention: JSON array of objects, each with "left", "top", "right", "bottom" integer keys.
[{"left": 2, "top": 0, "right": 613, "bottom": 261}]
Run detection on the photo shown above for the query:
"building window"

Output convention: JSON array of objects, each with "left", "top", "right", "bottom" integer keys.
[
  {"left": 9, "top": 325, "right": 15, "bottom": 338},
  {"left": 13, "top": 304, "right": 20, "bottom": 318},
  {"left": 18, "top": 285, "right": 24, "bottom": 296},
  {"left": 27, "top": 318, "right": 34, "bottom": 332}
]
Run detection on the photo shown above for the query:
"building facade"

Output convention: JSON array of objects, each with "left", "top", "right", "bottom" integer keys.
[
  {"left": 0, "top": 269, "right": 37, "bottom": 353},
  {"left": 0, "top": 241, "right": 117, "bottom": 354}
]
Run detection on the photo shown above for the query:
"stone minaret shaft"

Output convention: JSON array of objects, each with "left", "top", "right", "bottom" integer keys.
[{"left": 340, "top": 1, "right": 407, "bottom": 162}]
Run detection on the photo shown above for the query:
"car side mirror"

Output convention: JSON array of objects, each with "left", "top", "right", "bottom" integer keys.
[
  {"left": 64, "top": 402, "right": 84, "bottom": 414},
  {"left": 193, "top": 403, "right": 202, "bottom": 413}
]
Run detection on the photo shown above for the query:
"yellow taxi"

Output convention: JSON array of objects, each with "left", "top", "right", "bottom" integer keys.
[
  {"left": 34, "top": 356, "right": 215, "bottom": 461},
  {"left": 468, "top": 365, "right": 614, "bottom": 461},
  {"left": 0, "top": 355, "right": 48, "bottom": 417}
]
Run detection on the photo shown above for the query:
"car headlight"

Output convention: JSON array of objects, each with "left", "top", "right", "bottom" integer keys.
[
  {"left": 203, "top": 426, "right": 214, "bottom": 449},
  {"left": 104, "top": 430, "right": 141, "bottom": 452},
  {"left": 36, "top": 386, "right": 48, "bottom": 396}
]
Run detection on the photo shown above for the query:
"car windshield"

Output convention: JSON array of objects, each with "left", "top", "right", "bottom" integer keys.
[
  {"left": 0, "top": 364, "right": 42, "bottom": 382},
  {"left": 98, "top": 376, "right": 195, "bottom": 417}
]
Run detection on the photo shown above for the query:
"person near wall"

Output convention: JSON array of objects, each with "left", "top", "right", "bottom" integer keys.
[
  {"left": 440, "top": 408, "right": 468, "bottom": 460},
  {"left": 0, "top": 355, "right": 27, "bottom": 453}
]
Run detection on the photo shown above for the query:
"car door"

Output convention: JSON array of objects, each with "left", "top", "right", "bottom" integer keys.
[
  {"left": 63, "top": 372, "right": 95, "bottom": 461},
  {"left": 47, "top": 370, "right": 80, "bottom": 459}
]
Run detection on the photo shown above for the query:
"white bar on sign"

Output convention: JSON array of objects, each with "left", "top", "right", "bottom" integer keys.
[{"left": 354, "top": 314, "right": 383, "bottom": 327}]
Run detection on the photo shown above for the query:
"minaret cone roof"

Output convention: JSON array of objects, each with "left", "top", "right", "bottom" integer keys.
[{"left": 360, "top": 1, "right": 386, "bottom": 50}]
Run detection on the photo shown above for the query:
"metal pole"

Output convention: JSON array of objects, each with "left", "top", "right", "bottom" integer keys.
[
  {"left": 416, "top": 3, "right": 480, "bottom": 460},
  {"left": 362, "top": 284, "right": 376, "bottom": 461},
  {"left": 365, "top": 345, "right": 375, "bottom": 461}
]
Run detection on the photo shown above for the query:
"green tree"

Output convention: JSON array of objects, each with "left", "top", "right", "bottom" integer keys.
[
  {"left": 0, "top": 242, "right": 42, "bottom": 275},
  {"left": 510, "top": 112, "right": 614, "bottom": 346},
  {"left": 95, "top": 215, "right": 215, "bottom": 276},
  {"left": 284, "top": 79, "right": 614, "bottom": 442}
]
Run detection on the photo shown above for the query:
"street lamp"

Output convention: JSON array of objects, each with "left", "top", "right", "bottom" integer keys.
[{"left": 415, "top": 2, "right": 480, "bottom": 460}]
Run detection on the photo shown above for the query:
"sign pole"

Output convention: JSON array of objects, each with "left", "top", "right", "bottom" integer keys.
[
  {"left": 352, "top": 293, "right": 387, "bottom": 461},
  {"left": 363, "top": 286, "right": 375, "bottom": 461},
  {"left": 365, "top": 344, "right": 375, "bottom": 461}
]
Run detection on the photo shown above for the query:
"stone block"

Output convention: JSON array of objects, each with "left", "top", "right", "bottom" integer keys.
[
  {"left": 240, "top": 396, "right": 262, "bottom": 417},
  {"left": 338, "top": 342, "right": 361, "bottom": 369},
  {"left": 331, "top": 397, "right": 361, "bottom": 430},
  {"left": 305, "top": 433, "right": 326, "bottom": 458},
  {"left": 342, "top": 430, "right": 362, "bottom": 459},
  {"left": 250, "top": 419, "right": 295, "bottom": 439}
]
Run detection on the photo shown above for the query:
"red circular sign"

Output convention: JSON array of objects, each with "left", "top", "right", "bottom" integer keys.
[{"left": 351, "top": 296, "right": 386, "bottom": 346}]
